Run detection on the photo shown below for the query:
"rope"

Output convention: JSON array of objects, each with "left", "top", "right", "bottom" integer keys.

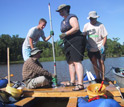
[{"left": 64, "top": 39, "right": 84, "bottom": 57}]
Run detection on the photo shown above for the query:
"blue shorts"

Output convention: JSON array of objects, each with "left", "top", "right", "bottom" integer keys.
[{"left": 22, "top": 47, "right": 31, "bottom": 61}]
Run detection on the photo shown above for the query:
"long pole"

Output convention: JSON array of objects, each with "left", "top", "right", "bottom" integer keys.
[
  {"left": 7, "top": 47, "right": 10, "bottom": 86},
  {"left": 48, "top": 3, "right": 57, "bottom": 86}
]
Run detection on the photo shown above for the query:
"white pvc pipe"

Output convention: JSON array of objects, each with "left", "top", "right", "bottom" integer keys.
[
  {"left": 86, "top": 71, "right": 91, "bottom": 81},
  {"left": 48, "top": 3, "right": 57, "bottom": 76},
  {"left": 89, "top": 71, "right": 95, "bottom": 80}
]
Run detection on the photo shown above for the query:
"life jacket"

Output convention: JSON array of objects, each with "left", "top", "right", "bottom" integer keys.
[{"left": 60, "top": 14, "right": 77, "bottom": 33}]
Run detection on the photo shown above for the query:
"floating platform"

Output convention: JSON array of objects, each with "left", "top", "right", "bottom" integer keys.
[{"left": 13, "top": 81, "right": 124, "bottom": 107}]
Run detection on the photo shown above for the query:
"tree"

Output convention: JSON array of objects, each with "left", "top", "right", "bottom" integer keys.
[
  {"left": 0, "top": 34, "right": 124, "bottom": 63},
  {"left": 11, "top": 35, "right": 24, "bottom": 61},
  {"left": 106, "top": 37, "right": 122, "bottom": 57},
  {"left": 0, "top": 34, "right": 12, "bottom": 62}
]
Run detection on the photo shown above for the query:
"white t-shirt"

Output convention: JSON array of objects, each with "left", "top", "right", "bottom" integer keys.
[
  {"left": 23, "top": 26, "right": 45, "bottom": 49},
  {"left": 83, "top": 21, "right": 108, "bottom": 52}
]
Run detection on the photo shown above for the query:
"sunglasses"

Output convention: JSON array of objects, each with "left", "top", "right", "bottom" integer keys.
[{"left": 90, "top": 18, "right": 97, "bottom": 20}]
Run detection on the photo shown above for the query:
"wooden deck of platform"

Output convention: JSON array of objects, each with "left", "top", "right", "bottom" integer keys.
[{"left": 14, "top": 81, "right": 124, "bottom": 107}]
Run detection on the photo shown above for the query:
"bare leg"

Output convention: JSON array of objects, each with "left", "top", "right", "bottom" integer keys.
[
  {"left": 68, "top": 62, "right": 76, "bottom": 83},
  {"left": 74, "top": 61, "right": 83, "bottom": 85},
  {"left": 98, "top": 59, "right": 105, "bottom": 80},
  {"left": 90, "top": 56, "right": 100, "bottom": 79}
]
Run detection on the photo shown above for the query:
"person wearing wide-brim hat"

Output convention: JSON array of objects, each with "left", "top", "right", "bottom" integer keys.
[
  {"left": 82, "top": 11, "right": 108, "bottom": 85},
  {"left": 30, "top": 48, "right": 43, "bottom": 57},
  {"left": 56, "top": 4, "right": 86, "bottom": 91},
  {"left": 56, "top": 4, "right": 70, "bottom": 12},
  {"left": 22, "top": 48, "right": 55, "bottom": 89},
  {"left": 87, "top": 11, "right": 100, "bottom": 19}
]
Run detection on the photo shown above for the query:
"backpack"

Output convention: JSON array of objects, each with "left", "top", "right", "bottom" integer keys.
[{"left": 0, "top": 90, "right": 10, "bottom": 104}]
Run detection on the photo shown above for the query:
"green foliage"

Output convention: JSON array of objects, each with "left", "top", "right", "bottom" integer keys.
[
  {"left": 0, "top": 34, "right": 24, "bottom": 63},
  {"left": 106, "top": 38, "right": 123, "bottom": 57},
  {"left": 0, "top": 34, "right": 124, "bottom": 63}
]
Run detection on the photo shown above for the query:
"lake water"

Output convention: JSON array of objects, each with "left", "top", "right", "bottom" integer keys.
[{"left": 0, "top": 57, "right": 124, "bottom": 83}]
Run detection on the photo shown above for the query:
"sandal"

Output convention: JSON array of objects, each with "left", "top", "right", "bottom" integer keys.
[
  {"left": 64, "top": 81, "right": 75, "bottom": 87},
  {"left": 72, "top": 84, "right": 84, "bottom": 91}
]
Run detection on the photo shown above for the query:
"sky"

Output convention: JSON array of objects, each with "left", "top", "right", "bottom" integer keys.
[{"left": 0, "top": 0, "right": 124, "bottom": 44}]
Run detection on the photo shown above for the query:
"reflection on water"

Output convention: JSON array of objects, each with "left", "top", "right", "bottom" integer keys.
[{"left": 0, "top": 57, "right": 124, "bottom": 83}]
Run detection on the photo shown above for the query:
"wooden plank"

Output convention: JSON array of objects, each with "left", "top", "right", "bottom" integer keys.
[
  {"left": 106, "top": 90, "right": 123, "bottom": 97},
  {"left": 23, "top": 85, "right": 124, "bottom": 98},
  {"left": 23, "top": 89, "right": 87, "bottom": 98},
  {"left": 67, "top": 97, "right": 77, "bottom": 107},
  {"left": 114, "top": 97, "right": 124, "bottom": 107},
  {"left": 23, "top": 86, "right": 88, "bottom": 97},
  {"left": 14, "top": 97, "right": 34, "bottom": 106}
]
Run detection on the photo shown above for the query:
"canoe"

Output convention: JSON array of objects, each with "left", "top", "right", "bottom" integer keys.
[
  {"left": 15, "top": 97, "right": 121, "bottom": 107},
  {"left": 112, "top": 67, "right": 124, "bottom": 88},
  {"left": 1, "top": 77, "right": 124, "bottom": 107},
  {"left": 13, "top": 80, "right": 124, "bottom": 107},
  {"left": 78, "top": 96, "right": 121, "bottom": 107},
  {"left": 0, "top": 103, "right": 16, "bottom": 107}
]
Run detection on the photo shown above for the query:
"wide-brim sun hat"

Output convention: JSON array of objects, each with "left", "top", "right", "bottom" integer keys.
[
  {"left": 56, "top": 4, "right": 70, "bottom": 12},
  {"left": 30, "top": 48, "right": 43, "bottom": 57},
  {"left": 87, "top": 11, "right": 100, "bottom": 19}
]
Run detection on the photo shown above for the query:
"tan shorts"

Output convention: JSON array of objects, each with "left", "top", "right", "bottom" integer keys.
[{"left": 26, "top": 76, "right": 50, "bottom": 89}]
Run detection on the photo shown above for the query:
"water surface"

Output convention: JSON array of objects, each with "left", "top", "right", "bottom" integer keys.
[{"left": 0, "top": 57, "right": 124, "bottom": 83}]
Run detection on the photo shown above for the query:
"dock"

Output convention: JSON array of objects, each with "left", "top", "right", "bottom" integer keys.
[{"left": 14, "top": 81, "right": 124, "bottom": 107}]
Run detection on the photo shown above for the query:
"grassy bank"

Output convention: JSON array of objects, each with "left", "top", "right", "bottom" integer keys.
[
  {"left": 39, "top": 56, "right": 66, "bottom": 62},
  {"left": 1, "top": 55, "right": 123, "bottom": 65},
  {"left": 0, "top": 56, "right": 66, "bottom": 65}
]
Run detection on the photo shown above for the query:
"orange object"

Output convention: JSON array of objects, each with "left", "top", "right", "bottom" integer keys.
[{"left": 10, "top": 74, "right": 14, "bottom": 77}]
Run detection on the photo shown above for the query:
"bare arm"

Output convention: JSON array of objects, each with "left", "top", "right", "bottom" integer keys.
[
  {"left": 29, "top": 37, "right": 34, "bottom": 49},
  {"left": 65, "top": 17, "right": 80, "bottom": 35},
  {"left": 42, "top": 35, "right": 52, "bottom": 42},
  {"left": 103, "top": 36, "right": 107, "bottom": 46}
]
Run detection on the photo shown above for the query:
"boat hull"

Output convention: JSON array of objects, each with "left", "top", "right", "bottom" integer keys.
[{"left": 112, "top": 67, "right": 124, "bottom": 88}]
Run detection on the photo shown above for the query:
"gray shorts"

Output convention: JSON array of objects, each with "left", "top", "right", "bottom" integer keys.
[{"left": 26, "top": 76, "right": 50, "bottom": 89}]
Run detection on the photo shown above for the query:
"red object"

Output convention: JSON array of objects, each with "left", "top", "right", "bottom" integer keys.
[
  {"left": 88, "top": 95, "right": 108, "bottom": 102},
  {"left": 98, "top": 81, "right": 104, "bottom": 92}
]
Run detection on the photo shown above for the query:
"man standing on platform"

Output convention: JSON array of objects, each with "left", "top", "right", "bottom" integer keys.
[
  {"left": 83, "top": 11, "right": 108, "bottom": 85},
  {"left": 22, "top": 18, "right": 54, "bottom": 61}
]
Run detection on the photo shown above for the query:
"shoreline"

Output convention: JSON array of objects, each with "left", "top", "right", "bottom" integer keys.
[{"left": 0, "top": 56, "right": 124, "bottom": 65}]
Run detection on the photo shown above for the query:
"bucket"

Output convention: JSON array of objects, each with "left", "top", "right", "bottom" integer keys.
[
  {"left": 87, "top": 83, "right": 106, "bottom": 99},
  {"left": 6, "top": 83, "right": 22, "bottom": 100}
]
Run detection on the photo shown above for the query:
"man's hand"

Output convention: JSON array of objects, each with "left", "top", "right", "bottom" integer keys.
[
  {"left": 52, "top": 74, "right": 57, "bottom": 84},
  {"left": 58, "top": 39, "right": 64, "bottom": 46},
  {"left": 59, "top": 33, "right": 66, "bottom": 39},
  {"left": 50, "top": 31, "right": 54, "bottom": 36},
  {"left": 82, "top": 31, "right": 87, "bottom": 36}
]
